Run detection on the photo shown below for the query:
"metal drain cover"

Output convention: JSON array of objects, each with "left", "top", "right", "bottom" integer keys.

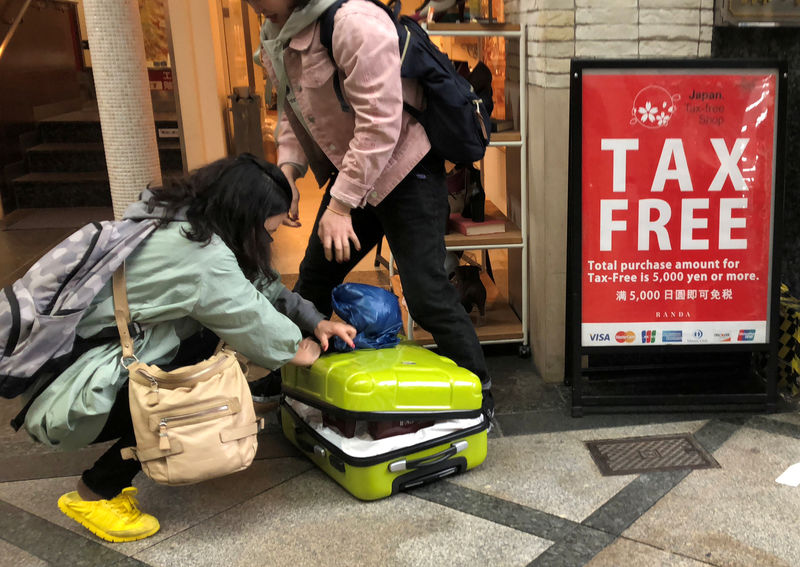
[{"left": 585, "top": 433, "right": 719, "bottom": 476}]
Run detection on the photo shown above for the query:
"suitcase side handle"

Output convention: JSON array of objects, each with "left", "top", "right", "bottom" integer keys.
[
  {"left": 388, "top": 440, "right": 468, "bottom": 473},
  {"left": 294, "top": 427, "right": 327, "bottom": 459}
]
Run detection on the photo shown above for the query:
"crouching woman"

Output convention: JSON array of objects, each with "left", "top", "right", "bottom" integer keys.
[{"left": 22, "top": 154, "right": 355, "bottom": 542}]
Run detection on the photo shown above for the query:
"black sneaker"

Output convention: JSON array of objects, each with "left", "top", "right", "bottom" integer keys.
[{"left": 249, "top": 372, "right": 282, "bottom": 403}]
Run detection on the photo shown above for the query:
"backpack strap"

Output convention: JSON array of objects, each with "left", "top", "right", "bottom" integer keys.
[
  {"left": 43, "top": 222, "right": 103, "bottom": 316},
  {"left": 2, "top": 286, "right": 20, "bottom": 357},
  {"left": 320, "top": 0, "right": 351, "bottom": 112},
  {"left": 319, "top": 0, "right": 404, "bottom": 113},
  {"left": 111, "top": 264, "right": 226, "bottom": 370},
  {"left": 112, "top": 264, "right": 137, "bottom": 365},
  {"left": 320, "top": 0, "right": 400, "bottom": 60},
  {"left": 319, "top": 0, "right": 348, "bottom": 66}
]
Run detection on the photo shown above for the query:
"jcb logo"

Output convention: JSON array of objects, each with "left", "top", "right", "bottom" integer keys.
[{"left": 641, "top": 330, "right": 657, "bottom": 343}]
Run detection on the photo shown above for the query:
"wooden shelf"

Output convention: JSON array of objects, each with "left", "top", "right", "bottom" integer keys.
[
  {"left": 399, "top": 22, "right": 528, "bottom": 349},
  {"left": 489, "top": 131, "right": 521, "bottom": 144},
  {"left": 445, "top": 200, "right": 522, "bottom": 248},
  {"left": 425, "top": 22, "right": 521, "bottom": 33},
  {"left": 391, "top": 272, "right": 523, "bottom": 346}
]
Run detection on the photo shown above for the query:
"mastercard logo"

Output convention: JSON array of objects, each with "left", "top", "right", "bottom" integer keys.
[{"left": 615, "top": 331, "right": 635, "bottom": 343}]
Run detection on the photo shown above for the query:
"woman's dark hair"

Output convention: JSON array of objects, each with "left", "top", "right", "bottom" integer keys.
[{"left": 147, "top": 153, "right": 292, "bottom": 281}]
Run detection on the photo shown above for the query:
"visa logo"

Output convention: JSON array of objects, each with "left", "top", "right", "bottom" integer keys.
[
  {"left": 738, "top": 329, "right": 756, "bottom": 341},
  {"left": 590, "top": 333, "right": 611, "bottom": 342}
]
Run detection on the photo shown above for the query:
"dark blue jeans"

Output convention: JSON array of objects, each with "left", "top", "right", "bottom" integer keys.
[{"left": 294, "top": 152, "right": 489, "bottom": 384}]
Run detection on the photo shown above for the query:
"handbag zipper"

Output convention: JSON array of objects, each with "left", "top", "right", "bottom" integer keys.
[
  {"left": 158, "top": 403, "right": 231, "bottom": 450},
  {"left": 137, "top": 354, "right": 230, "bottom": 384},
  {"left": 136, "top": 355, "right": 231, "bottom": 405},
  {"left": 140, "top": 371, "right": 160, "bottom": 405}
]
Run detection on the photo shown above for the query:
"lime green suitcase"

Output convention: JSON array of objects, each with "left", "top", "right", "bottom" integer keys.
[{"left": 280, "top": 343, "right": 488, "bottom": 501}]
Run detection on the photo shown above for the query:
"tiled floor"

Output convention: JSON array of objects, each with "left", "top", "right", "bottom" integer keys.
[
  {"left": 3, "top": 175, "right": 800, "bottom": 566},
  {"left": 4, "top": 389, "right": 800, "bottom": 566}
]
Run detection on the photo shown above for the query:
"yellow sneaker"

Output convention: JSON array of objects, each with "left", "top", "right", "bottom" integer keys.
[{"left": 57, "top": 487, "right": 160, "bottom": 542}]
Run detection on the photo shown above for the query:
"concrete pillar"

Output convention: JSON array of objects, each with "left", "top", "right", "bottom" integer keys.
[{"left": 83, "top": 0, "right": 162, "bottom": 220}]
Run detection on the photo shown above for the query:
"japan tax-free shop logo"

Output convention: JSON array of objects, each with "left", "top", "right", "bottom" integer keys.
[{"left": 631, "top": 86, "right": 680, "bottom": 129}]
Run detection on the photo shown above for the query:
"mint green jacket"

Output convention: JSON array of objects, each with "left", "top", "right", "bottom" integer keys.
[{"left": 24, "top": 223, "right": 319, "bottom": 450}]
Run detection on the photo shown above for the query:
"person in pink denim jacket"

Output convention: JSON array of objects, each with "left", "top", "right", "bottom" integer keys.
[{"left": 249, "top": 0, "right": 493, "bottom": 415}]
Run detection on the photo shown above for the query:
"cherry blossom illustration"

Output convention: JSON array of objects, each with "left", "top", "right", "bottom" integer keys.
[{"left": 630, "top": 85, "right": 680, "bottom": 129}]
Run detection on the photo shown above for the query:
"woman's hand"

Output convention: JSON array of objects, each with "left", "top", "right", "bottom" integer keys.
[
  {"left": 314, "top": 320, "right": 357, "bottom": 351},
  {"left": 280, "top": 164, "right": 302, "bottom": 228},
  {"left": 318, "top": 200, "right": 360, "bottom": 263},
  {"left": 289, "top": 337, "right": 322, "bottom": 367}
]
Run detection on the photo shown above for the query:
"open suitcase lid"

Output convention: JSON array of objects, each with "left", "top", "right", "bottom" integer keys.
[{"left": 281, "top": 343, "right": 482, "bottom": 417}]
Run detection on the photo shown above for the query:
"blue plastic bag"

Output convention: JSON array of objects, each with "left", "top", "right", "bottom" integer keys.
[{"left": 330, "top": 283, "right": 403, "bottom": 351}]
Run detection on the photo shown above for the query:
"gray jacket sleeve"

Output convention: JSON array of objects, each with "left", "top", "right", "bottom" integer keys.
[{"left": 272, "top": 287, "right": 325, "bottom": 333}]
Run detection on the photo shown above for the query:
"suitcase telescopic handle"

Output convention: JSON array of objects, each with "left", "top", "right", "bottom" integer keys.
[{"left": 388, "top": 440, "right": 468, "bottom": 473}]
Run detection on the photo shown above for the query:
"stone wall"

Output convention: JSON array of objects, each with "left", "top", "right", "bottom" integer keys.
[
  {"left": 507, "top": 0, "right": 714, "bottom": 89},
  {"left": 503, "top": 0, "right": 717, "bottom": 382}
]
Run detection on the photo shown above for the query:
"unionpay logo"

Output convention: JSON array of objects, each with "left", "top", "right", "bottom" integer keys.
[
  {"left": 738, "top": 329, "right": 756, "bottom": 341},
  {"left": 615, "top": 331, "right": 636, "bottom": 344},
  {"left": 641, "top": 330, "right": 657, "bottom": 344}
]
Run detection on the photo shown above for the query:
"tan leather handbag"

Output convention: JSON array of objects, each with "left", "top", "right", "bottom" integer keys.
[{"left": 113, "top": 265, "right": 262, "bottom": 485}]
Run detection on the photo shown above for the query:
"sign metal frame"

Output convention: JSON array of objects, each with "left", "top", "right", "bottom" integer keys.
[{"left": 566, "top": 58, "right": 788, "bottom": 416}]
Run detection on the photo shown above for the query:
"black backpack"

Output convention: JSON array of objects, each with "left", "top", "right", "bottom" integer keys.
[{"left": 319, "top": 0, "right": 493, "bottom": 165}]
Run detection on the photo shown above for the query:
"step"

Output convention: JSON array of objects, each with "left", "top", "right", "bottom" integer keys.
[
  {"left": 11, "top": 172, "right": 111, "bottom": 208},
  {"left": 26, "top": 142, "right": 183, "bottom": 173},
  {"left": 39, "top": 109, "right": 180, "bottom": 144},
  {"left": 1, "top": 207, "right": 114, "bottom": 230},
  {"left": 11, "top": 170, "right": 184, "bottom": 209},
  {"left": 39, "top": 120, "right": 103, "bottom": 144}
]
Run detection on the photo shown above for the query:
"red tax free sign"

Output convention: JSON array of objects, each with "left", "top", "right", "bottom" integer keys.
[{"left": 581, "top": 71, "right": 777, "bottom": 344}]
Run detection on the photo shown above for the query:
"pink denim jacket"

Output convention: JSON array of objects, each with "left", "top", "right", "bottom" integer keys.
[{"left": 260, "top": 0, "right": 431, "bottom": 209}]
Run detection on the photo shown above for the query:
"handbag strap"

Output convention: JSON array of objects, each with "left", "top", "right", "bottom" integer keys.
[
  {"left": 111, "top": 264, "right": 228, "bottom": 364},
  {"left": 112, "top": 264, "right": 137, "bottom": 362}
]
